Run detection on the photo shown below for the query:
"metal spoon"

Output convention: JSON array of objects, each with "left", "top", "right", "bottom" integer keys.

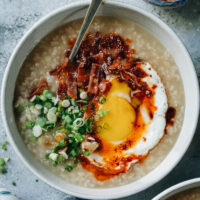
[{"left": 69, "top": 0, "right": 103, "bottom": 62}]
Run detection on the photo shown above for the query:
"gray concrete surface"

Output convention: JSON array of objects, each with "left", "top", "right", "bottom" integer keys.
[{"left": 0, "top": 0, "right": 200, "bottom": 199}]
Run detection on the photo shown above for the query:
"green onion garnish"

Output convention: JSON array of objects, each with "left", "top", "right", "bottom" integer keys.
[
  {"left": 1, "top": 141, "right": 8, "bottom": 150},
  {"left": 99, "top": 97, "right": 106, "bottom": 104},
  {"left": 36, "top": 118, "right": 46, "bottom": 128},
  {"left": 83, "top": 151, "right": 91, "bottom": 156},
  {"left": 65, "top": 165, "right": 73, "bottom": 172}
]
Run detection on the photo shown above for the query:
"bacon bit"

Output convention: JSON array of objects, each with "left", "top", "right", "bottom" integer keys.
[
  {"left": 68, "top": 37, "right": 76, "bottom": 49},
  {"left": 108, "top": 59, "right": 121, "bottom": 70},
  {"left": 66, "top": 68, "right": 77, "bottom": 99},
  {"left": 54, "top": 134, "right": 64, "bottom": 142},
  {"left": 57, "top": 80, "right": 68, "bottom": 100},
  {"left": 28, "top": 78, "right": 49, "bottom": 99},
  {"left": 77, "top": 66, "right": 89, "bottom": 87},
  {"left": 143, "top": 137, "right": 147, "bottom": 142},
  {"left": 43, "top": 137, "right": 52, "bottom": 147},
  {"left": 130, "top": 49, "right": 136, "bottom": 54},
  {"left": 88, "top": 63, "right": 100, "bottom": 95},
  {"left": 99, "top": 79, "right": 112, "bottom": 94},
  {"left": 126, "top": 38, "right": 132, "bottom": 43},
  {"left": 152, "top": 84, "right": 157, "bottom": 89}
]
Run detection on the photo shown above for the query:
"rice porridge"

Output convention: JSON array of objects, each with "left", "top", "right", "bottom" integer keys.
[{"left": 14, "top": 17, "right": 185, "bottom": 188}]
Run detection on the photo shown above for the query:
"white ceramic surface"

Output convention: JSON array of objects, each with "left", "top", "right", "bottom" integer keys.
[
  {"left": 1, "top": 1, "right": 199, "bottom": 199},
  {"left": 153, "top": 178, "right": 200, "bottom": 200}
]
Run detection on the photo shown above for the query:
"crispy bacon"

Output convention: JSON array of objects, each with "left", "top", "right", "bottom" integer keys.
[
  {"left": 28, "top": 78, "right": 49, "bottom": 99},
  {"left": 66, "top": 68, "right": 77, "bottom": 99},
  {"left": 57, "top": 80, "right": 68, "bottom": 99},
  {"left": 88, "top": 63, "right": 100, "bottom": 95},
  {"left": 77, "top": 65, "right": 89, "bottom": 87},
  {"left": 47, "top": 32, "right": 152, "bottom": 100},
  {"left": 99, "top": 79, "right": 112, "bottom": 94}
]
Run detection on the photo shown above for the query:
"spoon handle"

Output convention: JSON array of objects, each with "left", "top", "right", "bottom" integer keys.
[{"left": 69, "top": 0, "right": 103, "bottom": 61}]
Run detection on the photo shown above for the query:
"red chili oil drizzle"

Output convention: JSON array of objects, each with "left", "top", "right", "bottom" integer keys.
[{"left": 165, "top": 107, "right": 176, "bottom": 126}]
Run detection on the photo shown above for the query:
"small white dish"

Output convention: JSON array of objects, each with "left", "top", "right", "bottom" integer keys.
[
  {"left": 153, "top": 178, "right": 200, "bottom": 200},
  {"left": 1, "top": 0, "right": 199, "bottom": 199}
]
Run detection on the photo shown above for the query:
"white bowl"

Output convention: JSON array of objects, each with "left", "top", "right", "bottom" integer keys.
[
  {"left": 1, "top": 1, "right": 199, "bottom": 199},
  {"left": 153, "top": 178, "right": 200, "bottom": 200}
]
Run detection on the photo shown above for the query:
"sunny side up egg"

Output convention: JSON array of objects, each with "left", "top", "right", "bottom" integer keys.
[{"left": 81, "top": 62, "right": 168, "bottom": 181}]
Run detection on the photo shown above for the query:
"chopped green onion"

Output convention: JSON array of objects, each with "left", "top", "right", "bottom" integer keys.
[
  {"left": 36, "top": 118, "right": 46, "bottom": 128},
  {"left": 39, "top": 94, "right": 47, "bottom": 102},
  {"left": 15, "top": 104, "right": 24, "bottom": 115},
  {"left": 102, "top": 122, "right": 109, "bottom": 130},
  {"left": 29, "top": 134, "right": 38, "bottom": 142},
  {"left": 45, "top": 153, "right": 50, "bottom": 159},
  {"left": 65, "top": 115, "right": 72, "bottom": 124},
  {"left": 99, "top": 97, "right": 106, "bottom": 104},
  {"left": 74, "top": 133, "right": 84, "bottom": 143},
  {"left": 68, "top": 106, "right": 74, "bottom": 113},
  {"left": 45, "top": 123, "right": 54, "bottom": 130},
  {"left": 65, "top": 165, "right": 73, "bottom": 172},
  {"left": 49, "top": 153, "right": 58, "bottom": 161},
  {"left": 35, "top": 104, "right": 42, "bottom": 110},
  {"left": 83, "top": 150, "right": 91, "bottom": 156},
  {"left": 44, "top": 102, "right": 53, "bottom": 109},
  {"left": 47, "top": 112, "right": 57, "bottom": 123},
  {"left": 28, "top": 102, "right": 34, "bottom": 107},
  {"left": 70, "top": 99, "right": 76, "bottom": 106},
  {"left": 33, "top": 125, "right": 43, "bottom": 137},
  {"left": 30, "top": 95, "right": 36, "bottom": 102},
  {"left": 61, "top": 100, "right": 70, "bottom": 108},
  {"left": 52, "top": 96, "right": 58, "bottom": 105},
  {"left": 72, "top": 109, "right": 79, "bottom": 114},
  {"left": 58, "top": 128, "right": 69, "bottom": 134},
  {"left": 57, "top": 155, "right": 66, "bottom": 163},
  {"left": 49, "top": 107, "right": 57, "bottom": 113},
  {"left": 97, "top": 110, "right": 109, "bottom": 118},
  {"left": 81, "top": 106, "right": 87, "bottom": 112},
  {"left": 25, "top": 121, "right": 35, "bottom": 129},
  {"left": 55, "top": 139, "right": 66, "bottom": 148},
  {"left": 0, "top": 158, "right": 5, "bottom": 166},
  {"left": 12, "top": 181, "right": 16, "bottom": 186},
  {"left": 1, "top": 141, "right": 8, "bottom": 150},
  {"left": 80, "top": 91, "right": 88, "bottom": 100},
  {"left": 73, "top": 118, "right": 85, "bottom": 127},
  {"left": 52, "top": 161, "right": 58, "bottom": 167},
  {"left": 69, "top": 149, "right": 77, "bottom": 157},
  {"left": 85, "top": 118, "right": 93, "bottom": 133},
  {"left": 4, "top": 156, "right": 10, "bottom": 162},
  {"left": 1, "top": 168, "right": 7, "bottom": 174},
  {"left": 43, "top": 89, "right": 53, "bottom": 99}
]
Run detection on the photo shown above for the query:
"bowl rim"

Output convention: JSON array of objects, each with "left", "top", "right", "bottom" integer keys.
[
  {"left": 1, "top": 0, "right": 199, "bottom": 199},
  {"left": 145, "top": 0, "right": 188, "bottom": 7},
  {"left": 153, "top": 178, "right": 200, "bottom": 200}
]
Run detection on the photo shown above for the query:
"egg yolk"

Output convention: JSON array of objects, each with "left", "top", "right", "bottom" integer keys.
[{"left": 97, "top": 78, "right": 136, "bottom": 142}]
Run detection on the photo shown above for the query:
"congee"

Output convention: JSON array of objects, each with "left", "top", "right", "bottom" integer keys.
[{"left": 14, "top": 17, "right": 185, "bottom": 187}]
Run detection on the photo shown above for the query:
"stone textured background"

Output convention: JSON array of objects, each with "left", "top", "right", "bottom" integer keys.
[{"left": 0, "top": 0, "right": 199, "bottom": 199}]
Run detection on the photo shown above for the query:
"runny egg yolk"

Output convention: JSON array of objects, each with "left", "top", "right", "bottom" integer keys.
[{"left": 97, "top": 78, "right": 136, "bottom": 142}]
